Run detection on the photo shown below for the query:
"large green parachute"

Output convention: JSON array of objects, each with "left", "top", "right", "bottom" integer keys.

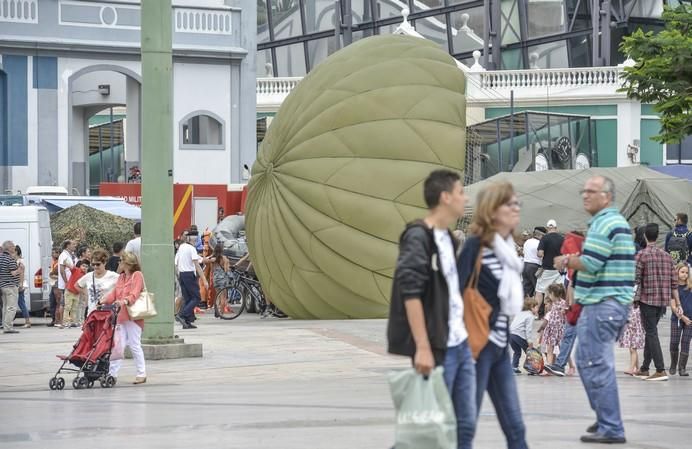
[{"left": 246, "top": 35, "right": 466, "bottom": 319}]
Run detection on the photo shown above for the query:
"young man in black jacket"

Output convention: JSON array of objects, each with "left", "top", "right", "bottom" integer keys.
[{"left": 387, "top": 169, "right": 476, "bottom": 449}]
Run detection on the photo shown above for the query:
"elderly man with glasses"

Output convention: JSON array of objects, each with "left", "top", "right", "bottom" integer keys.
[{"left": 554, "top": 176, "right": 635, "bottom": 445}]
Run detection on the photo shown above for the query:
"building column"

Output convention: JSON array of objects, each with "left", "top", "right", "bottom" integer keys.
[{"left": 616, "top": 100, "right": 641, "bottom": 167}]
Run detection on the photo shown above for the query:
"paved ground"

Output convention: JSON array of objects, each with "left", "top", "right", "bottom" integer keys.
[{"left": 0, "top": 312, "right": 690, "bottom": 449}]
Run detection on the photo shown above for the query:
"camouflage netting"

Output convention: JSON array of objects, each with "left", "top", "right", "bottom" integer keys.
[
  {"left": 246, "top": 35, "right": 466, "bottom": 319},
  {"left": 51, "top": 204, "right": 136, "bottom": 252}
]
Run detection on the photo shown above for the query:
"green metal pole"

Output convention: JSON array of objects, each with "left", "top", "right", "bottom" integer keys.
[{"left": 140, "top": 0, "right": 174, "bottom": 341}]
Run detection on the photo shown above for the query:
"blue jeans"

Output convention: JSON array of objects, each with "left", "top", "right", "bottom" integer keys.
[
  {"left": 555, "top": 322, "right": 577, "bottom": 369},
  {"left": 442, "top": 341, "right": 477, "bottom": 449},
  {"left": 576, "top": 298, "right": 629, "bottom": 439},
  {"left": 475, "top": 341, "right": 528, "bottom": 449},
  {"left": 179, "top": 272, "right": 201, "bottom": 323},
  {"left": 17, "top": 290, "right": 29, "bottom": 319}
]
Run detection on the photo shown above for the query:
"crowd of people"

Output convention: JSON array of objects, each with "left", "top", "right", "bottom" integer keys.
[{"left": 387, "top": 169, "right": 692, "bottom": 447}]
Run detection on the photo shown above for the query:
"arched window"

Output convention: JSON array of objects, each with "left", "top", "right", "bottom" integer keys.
[{"left": 179, "top": 110, "right": 225, "bottom": 150}]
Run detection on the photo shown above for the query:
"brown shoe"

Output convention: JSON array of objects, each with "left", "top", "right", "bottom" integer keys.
[
  {"left": 634, "top": 369, "right": 650, "bottom": 378},
  {"left": 133, "top": 376, "right": 147, "bottom": 385},
  {"left": 643, "top": 371, "right": 668, "bottom": 381}
]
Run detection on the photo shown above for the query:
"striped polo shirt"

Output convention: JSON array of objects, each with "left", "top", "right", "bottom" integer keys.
[
  {"left": 0, "top": 252, "right": 19, "bottom": 288},
  {"left": 575, "top": 207, "right": 635, "bottom": 305}
]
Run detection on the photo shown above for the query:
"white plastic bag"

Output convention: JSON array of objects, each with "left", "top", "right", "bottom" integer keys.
[
  {"left": 388, "top": 367, "right": 457, "bottom": 449},
  {"left": 110, "top": 325, "right": 125, "bottom": 361}
]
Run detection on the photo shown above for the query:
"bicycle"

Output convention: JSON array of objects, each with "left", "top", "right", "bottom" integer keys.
[{"left": 214, "top": 268, "right": 246, "bottom": 320}]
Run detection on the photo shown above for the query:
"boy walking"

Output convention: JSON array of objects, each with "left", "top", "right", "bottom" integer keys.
[{"left": 387, "top": 169, "right": 476, "bottom": 449}]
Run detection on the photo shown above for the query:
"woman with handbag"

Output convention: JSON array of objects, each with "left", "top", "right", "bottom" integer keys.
[
  {"left": 100, "top": 251, "right": 147, "bottom": 385},
  {"left": 458, "top": 181, "right": 528, "bottom": 449}
]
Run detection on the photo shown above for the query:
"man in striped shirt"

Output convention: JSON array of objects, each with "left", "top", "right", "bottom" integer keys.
[
  {"left": 554, "top": 175, "right": 634, "bottom": 445},
  {"left": 0, "top": 241, "right": 21, "bottom": 334}
]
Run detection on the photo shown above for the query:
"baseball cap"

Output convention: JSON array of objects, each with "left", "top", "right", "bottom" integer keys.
[{"left": 547, "top": 219, "right": 557, "bottom": 228}]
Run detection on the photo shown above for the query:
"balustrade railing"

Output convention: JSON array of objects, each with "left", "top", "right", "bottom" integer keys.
[
  {"left": 174, "top": 7, "right": 232, "bottom": 35},
  {"left": 0, "top": 0, "right": 38, "bottom": 24},
  {"left": 257, "top": 77, "right": 303, "bottom": 99},
  {"left": 478, "top": 66, "right": 624, "bottom": 89}
]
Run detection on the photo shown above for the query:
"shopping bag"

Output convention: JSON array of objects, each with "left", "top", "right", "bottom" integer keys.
[
  {"left": 388, "top": 367, "right": 457, "bottom": 449},
  {"left": 111, "top": 325, "right": 125, "bottom": 361}
]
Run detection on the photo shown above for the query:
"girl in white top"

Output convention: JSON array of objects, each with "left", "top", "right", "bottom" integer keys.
[
  {"left": 14, "top": 245, "right": 31, "bottom": 328},
  {"left": 76, "top": 249, "right": 119, "bottom": 315}
]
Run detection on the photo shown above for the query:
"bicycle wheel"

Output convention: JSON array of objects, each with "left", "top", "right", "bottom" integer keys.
[{"left": 215, "top": 286, "right": 245, "bottom": 320}]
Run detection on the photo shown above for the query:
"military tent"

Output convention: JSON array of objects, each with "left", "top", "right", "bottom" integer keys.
[{"left": 463, "top": 166, "right": 689, "bottom": 237}]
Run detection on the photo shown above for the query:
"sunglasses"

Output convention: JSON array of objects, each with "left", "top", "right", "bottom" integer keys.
[{"left": 91, "top": 262, "right": 103, "bottom": 267}]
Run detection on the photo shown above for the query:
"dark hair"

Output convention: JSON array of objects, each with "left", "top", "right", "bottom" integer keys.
[
  {"left": 134, "top": 222, "right": 141, "bottom": 235},
  {"left": 547, "top": 283, "right": 566, "bottom": 299},
  {"left": 62, "top": 240, "right": 71, "bottom": 250},
  {"left": 15, "top": 245, "right": 22, "bottom": 257},
  {"left": 677, "top": 213, "right": 688, "bottom": 225},
  {"left": 112, "top": 241, "right": 124, "bottom": 253},
  {"left": 76, "top": 260, "right": 90, "bottom": 268},
  {"left": 76, "top": 245, "right": 89, "bottom": 258},
  {"left": 644, "top": 223, "right": 659, "bottom": 242},
  {"left": 635, "top": 226, "right": 647, "bottom": 249},
  {"left": 423, "top": 169, "right": 461, "bottom": 209},
  {"left": 212, "top": 243, "right": 224, "bottom": 262}
]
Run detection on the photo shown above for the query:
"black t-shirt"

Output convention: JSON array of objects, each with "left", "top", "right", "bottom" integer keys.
[
  {"left": 538, "top": 232, "right": 564, "bottom": 269},
  {"left": 105, "top": 255, "right": 121, "bottom": 272}
]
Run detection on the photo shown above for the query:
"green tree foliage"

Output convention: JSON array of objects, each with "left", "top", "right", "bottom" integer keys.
[{"left": 619, "top": 4, "right": 691, "bottom": 144}]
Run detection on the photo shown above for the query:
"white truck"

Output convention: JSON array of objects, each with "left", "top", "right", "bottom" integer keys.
[{"left": 0, "top": 206, "right": 53, "bottom": 312}]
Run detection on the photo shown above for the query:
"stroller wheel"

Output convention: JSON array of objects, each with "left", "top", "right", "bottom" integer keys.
[
  {"left": 99, "top": 378, "right": 106, "bottom": 388},
  {"left": 49, "top": 378, "right": 57, "bottom": 390},
  {"left": 87, "top": 380, "right": 95, "bottom": 389},
  {"left": 72, "top": 378, "right": 80, "bottom": 389},
  {"left": 106, "top": 375, "right": 117, "bottom": 388},
  {"left": 56, "top": 377, "right": 65, "bottom": 390}
]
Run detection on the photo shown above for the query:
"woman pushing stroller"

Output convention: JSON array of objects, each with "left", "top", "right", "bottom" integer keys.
[{"left": 99, "top": 251, "right": 147, "bottom": 385}]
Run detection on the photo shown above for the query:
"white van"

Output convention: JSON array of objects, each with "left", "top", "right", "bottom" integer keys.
[{"left": 0, "top": 206, "right": 52, "bottom": 312}]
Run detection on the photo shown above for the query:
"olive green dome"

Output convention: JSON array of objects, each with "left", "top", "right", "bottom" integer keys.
[{"left": 246, "top": 35, "right": 466, "bottom": 319}]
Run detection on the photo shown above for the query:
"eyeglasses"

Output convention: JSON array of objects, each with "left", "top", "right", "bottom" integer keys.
[
  {"left": 91, "top": 262, "right": 102, "bottom": 267},
  {"left": 505, "top": 200, "right": 522, "bottom": 208},
  {"left": 580, "top": 189, "right": 610, "bottom": 196}
]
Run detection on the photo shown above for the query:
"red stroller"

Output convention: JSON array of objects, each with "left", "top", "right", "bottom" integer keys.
[{"left": 49, "top": 305, "right": 119, "bottom": 390}]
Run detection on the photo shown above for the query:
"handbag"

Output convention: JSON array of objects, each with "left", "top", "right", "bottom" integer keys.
[
  {"left": 463, "top": 252, "right": 492, "bottom": 359},
  {"left": 126, "top": 273, "right": 158, "bottom": 320},
  {"left": 565, "top": 303, "right": 582, "bottom": 326}
]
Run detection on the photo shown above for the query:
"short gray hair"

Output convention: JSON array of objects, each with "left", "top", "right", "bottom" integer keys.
[
  {"left": 2, "top": 241, "right": 14, "bottom": 251},
  {"left": 601, "top": 176, "right": 616, "bottom": 202}
]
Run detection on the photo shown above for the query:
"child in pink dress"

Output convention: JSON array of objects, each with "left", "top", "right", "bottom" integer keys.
[
  {"left": 619, "top": 302, "right": 645, "bottom": 375},
  {"left": 538, "top": 283, "right": 567, "bottom": 366}
]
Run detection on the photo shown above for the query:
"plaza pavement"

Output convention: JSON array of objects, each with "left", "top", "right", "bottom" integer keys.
[{"left": 0, "top": 312, "right": 690, "bottom": 449}]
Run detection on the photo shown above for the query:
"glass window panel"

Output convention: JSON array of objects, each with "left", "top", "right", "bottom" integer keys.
[
  {"left": 304, "top": 0, "right": 336, "bottom": 33},
  {"left": 258, "top": 0, "right": 271, "bottom": 42},
  {"left": 182, "top": 115, "right": 223, "bottom": 145},
  {"left": 378, "top": 22, "right": 398, "bottom": 35},
  {"left": 275, "top": 43, "right": 307, "bottom": 77},
  {"left": 528, "top": 41, "right": 569, "bottom": 68},
  {"left": 415, "top": 14, "right": 449, "bottom": 51},
  {"left": 257, "top": 49, "right": 274, "bottom": 77},
  {"left": 414, "top": 0, "right": 444, "bottom": 11},
  {"left": 501, "top": 48, "right": 524, "bottom": 70},
  {"left": 450, "top": 8, "right": 484, "bottom": 53},
  {"left": 351, "top": 0, "right": 376, "bottom": 24},
  {"left": 501, "top": 0, "right": 521, "bottom": 44},
  {"left": 376, "top": 0, "right": 405, "bottom": 20},
  {"left": 568, "top": 35, "right": 591, "bottom": 67},
  {"left": 626, "top": 0, "right": 663, "bottom": 18},
  {"left": 307, "top": 37, "right": 338, "bottom": 70},
  {"left": 271, "top": 0, "right": 304, "bottom": 38},
  {"left": 527, "top": 0, "right": 566, "bottom": 39}
]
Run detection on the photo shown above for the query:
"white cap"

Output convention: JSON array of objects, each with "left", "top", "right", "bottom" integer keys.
[{"left": 547, "top": 219, "right": 557, "bottom": 228}]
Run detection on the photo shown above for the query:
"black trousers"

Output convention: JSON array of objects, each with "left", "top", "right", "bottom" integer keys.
[
  {"left": 522, "top": 263, "right": 540, "bottom": 297},
  {"left": 640, "top": 302, "right": 666, "bottom": 372},
  {"left": 510, "top": 334, "right": 529, "bottom": 369}
]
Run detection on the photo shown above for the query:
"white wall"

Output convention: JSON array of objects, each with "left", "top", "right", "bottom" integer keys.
[
  {"left": 71, "top": 71, "right": 127, "bottom": 107},
  {"left": 173, "top": 62, "right": 231, "bottom": 184}
]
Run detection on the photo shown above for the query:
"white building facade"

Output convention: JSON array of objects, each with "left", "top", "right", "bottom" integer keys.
[{"left": 0, "top": 0, "right": 257, "bottom": 195}]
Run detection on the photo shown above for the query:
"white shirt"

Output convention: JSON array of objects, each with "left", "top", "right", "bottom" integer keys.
[
  {"left": 523, "top": 238, "right": 541, "bottom": 265},
  {"left": 125, "top": 237, "right": 141, "bottom": 262},
  {"left": 434, "top": 229, "right": 468, "bottom": 347},
  {"left": 175, "top": 242, "right": 200, "bottom": 273},
  {"left": 57, "top": 250, "right": 74, "bottom": 290},
  {"left": 510, "top": 310, "right": 535, "bottom": 342},
  {"left": 77, "top": 270, "right": 120, "bottom": 314}
]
